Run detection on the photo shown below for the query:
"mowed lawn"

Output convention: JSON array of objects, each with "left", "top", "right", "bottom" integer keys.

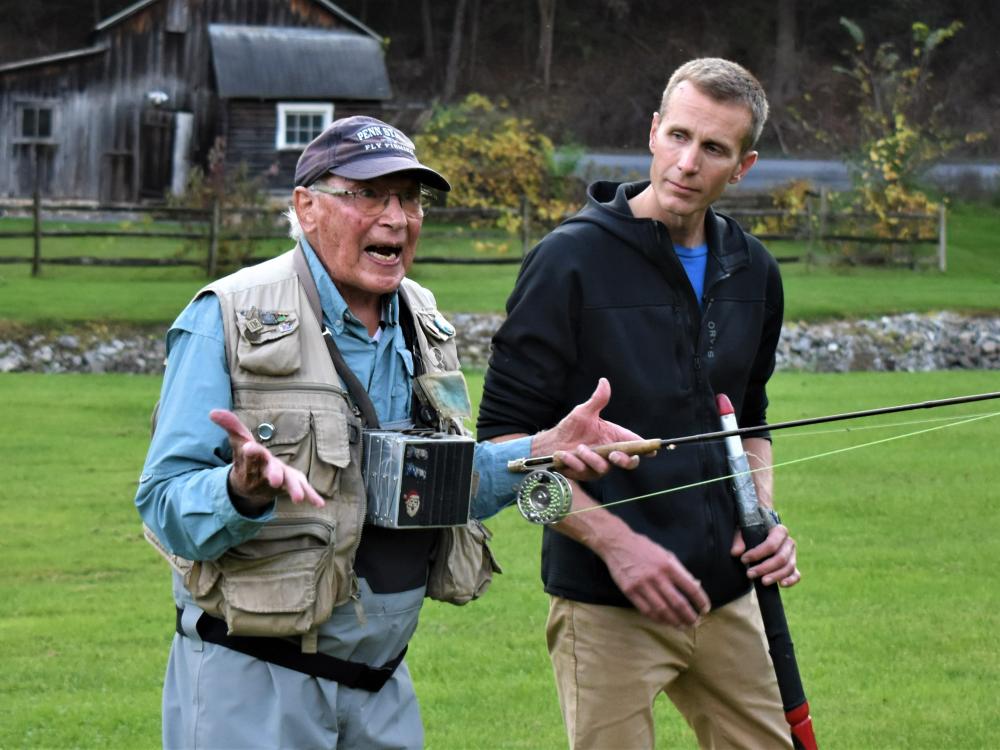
[
  {"left": 2, "top": 369, "right": 998, "bottom": 749},
  {"left": 1, "top": 202, "right": 999, "bottom": 322}
]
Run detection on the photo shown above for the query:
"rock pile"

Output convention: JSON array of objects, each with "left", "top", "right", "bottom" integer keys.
[
  {"left": 776, "top": 312, "right": 1000, "bottom": 372},
  {"left": 1, "top": 312, "right": 998, "bottom": 374}
]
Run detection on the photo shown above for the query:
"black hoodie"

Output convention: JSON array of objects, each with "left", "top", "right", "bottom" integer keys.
[{"left": 478, "top": 180, "right": 784, "bottom": 609}]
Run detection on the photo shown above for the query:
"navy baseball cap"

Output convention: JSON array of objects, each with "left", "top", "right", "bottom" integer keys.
[{"left": 294, "top": 115, "right": 451, "bottom": 191}]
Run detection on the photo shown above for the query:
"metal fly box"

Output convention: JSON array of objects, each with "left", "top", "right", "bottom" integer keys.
[{"left": 361, "top": 430, "right": 476, "bottom": 528}]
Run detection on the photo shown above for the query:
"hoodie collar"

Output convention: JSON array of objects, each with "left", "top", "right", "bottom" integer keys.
[{"left": 584, "top": 180, "right": 751, "bottom": 274}]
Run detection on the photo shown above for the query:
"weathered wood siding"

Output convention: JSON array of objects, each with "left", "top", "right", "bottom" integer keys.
[
  {"left": 224, "top": 100, "right": 382, "bottom": 191},
  {"left": 0, "top": 0, "right": 355, "bottom": 201}
]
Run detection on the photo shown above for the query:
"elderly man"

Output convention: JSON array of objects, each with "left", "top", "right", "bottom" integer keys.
[
  {"left": 478, "top": 59, "right": 800, "bottom": 748},
  {"left": 136, "top": 116, "right": 640, "bottom": 749}
]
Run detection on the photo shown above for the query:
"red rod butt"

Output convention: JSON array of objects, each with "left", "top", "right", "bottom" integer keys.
[
  {"left": 716, "top": 393, "right": 735, "bottom": 416},
  {"left": 786, "top": 702, "right": 818, "bottom": 750}
]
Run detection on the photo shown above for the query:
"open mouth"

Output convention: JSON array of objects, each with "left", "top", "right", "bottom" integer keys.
[{"left": 365, "top": 245, "right": 402, "bottom": 262}]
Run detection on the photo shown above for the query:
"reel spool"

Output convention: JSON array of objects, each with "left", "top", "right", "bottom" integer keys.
[{"left": 516, "top": 470, "right": 573, "bottom": 525}]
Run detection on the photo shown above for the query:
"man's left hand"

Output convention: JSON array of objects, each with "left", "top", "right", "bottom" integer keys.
[{"left": 731, "top": 523, "right": 801, "bottom": 588}]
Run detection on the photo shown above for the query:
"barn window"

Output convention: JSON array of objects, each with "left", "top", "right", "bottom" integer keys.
[
  {"left": 276, "top": 103, "right": 333, "bottom": 150},
  {"left": 20, "top": 104, "right": 54, "bottom": 140}
]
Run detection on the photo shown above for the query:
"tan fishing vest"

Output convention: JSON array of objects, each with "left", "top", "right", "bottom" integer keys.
[{"left": 146, "top": 247, "right": 499, "bottom": 651}]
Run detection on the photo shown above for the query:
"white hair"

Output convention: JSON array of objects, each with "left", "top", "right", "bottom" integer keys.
[{"left": 284, "top": 206, "right": 303, "bottom": 241}]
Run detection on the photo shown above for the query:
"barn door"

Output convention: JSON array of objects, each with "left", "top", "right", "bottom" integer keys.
[{"left": 140, "top": 108, "right": 175, "bottom": 199}]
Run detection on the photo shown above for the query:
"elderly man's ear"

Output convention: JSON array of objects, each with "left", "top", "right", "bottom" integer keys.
[{"left": 293, "top": 186, "right": 319, "bottom": 234}]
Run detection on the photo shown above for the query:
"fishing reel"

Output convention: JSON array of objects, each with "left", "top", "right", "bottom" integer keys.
[{"left": 515, "top": 470, "right": 573, "bottom": 525}]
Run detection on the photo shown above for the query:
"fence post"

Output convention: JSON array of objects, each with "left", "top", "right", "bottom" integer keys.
[
  {"left": 207, "top": 198, "right": 221, "bottom": 278},
  {"left": 520, "top": 195, "right": 532, "bottom": 255},
  {"left": 31, "top": 146, "right": 42, "bottom": 277},
  {"left": 32, "top": 181, "right": 43, "bottom": 277},
  {"left": 818, "top": 187, "right": 829, "bottom": 244},
  {"left": 937, "top": 203, "right": 947, "bottom": 272}
]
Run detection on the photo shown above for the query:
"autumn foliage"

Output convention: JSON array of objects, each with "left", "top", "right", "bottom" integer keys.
[{"left": 414, "top": 94, "right": 583, "bottom": 236}]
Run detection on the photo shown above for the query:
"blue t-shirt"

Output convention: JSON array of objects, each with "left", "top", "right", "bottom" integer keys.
[{"left": 675, "top": 243, "right": 708, "bottom": 308}]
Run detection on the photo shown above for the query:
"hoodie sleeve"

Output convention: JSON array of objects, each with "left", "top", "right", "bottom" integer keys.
[
  {"left": 477, "top": 233, "right": 582, "bottom": 440},
  {"left": 739, "top": 244, "right": 784, "bottom": 433}
]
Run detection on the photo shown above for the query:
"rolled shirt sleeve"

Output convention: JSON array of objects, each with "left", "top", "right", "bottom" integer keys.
[
  {"left": 470, "top": 436, "right": 532, "bottom": 520},
  {"left": 135, "top": 294, "right": 274, "bottom": 561}
]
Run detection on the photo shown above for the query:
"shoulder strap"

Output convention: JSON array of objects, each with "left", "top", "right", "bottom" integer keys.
[{"left": 292, "top": 244, "right": 381, "bottom": 428}]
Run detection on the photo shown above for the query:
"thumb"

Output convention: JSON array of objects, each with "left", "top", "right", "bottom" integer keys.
[
  {"left": 730, "top": 528, "right": 746, "bottom": 557},
  {"left": 578, "top": 377, "right": 611, "bottom": 417}
]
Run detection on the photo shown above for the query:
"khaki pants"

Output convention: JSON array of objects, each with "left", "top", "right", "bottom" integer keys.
[{"left": 547, "top": 591, "right": 794, "bottom": 750}]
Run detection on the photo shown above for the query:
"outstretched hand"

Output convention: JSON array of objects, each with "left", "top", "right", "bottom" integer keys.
[
  {"left": 531, "top": 378, "right": 647, "bottom": 481},
  {"left": 210, "top": 409, "right": 325, "bottom": 513}
]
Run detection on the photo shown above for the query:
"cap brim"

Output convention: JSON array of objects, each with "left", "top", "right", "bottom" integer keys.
[{"left": 331, "top": 155, "right": 451, "bottom": 192}]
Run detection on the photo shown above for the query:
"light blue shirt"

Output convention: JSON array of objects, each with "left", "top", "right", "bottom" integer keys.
[
  {"left": 136, "top": 239, "right": 528, "bottom": 561},
  {"left": 675, "top": 242, "right": 708, "bottom": 308}
]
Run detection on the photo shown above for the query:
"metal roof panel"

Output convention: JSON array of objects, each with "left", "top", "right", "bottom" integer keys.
[{"left": 208, "top": 24, "right": 391, "bottom": 100}]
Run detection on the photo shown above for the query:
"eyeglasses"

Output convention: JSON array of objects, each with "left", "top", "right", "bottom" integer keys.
[{"left": 309, "top": 183, "right": 429, "bottom": 218}]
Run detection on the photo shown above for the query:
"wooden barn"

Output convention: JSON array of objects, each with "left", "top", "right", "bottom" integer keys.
[{"left": 0, "top": 0, "right": 394, "bottom": 202}]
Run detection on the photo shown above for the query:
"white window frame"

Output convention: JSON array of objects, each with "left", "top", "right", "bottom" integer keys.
[
  {"left": 276, "top": 102, "right": 333, "bottom": 150},
  {"left": 14, "top": 100, "right": 57, "bottom": 144}
]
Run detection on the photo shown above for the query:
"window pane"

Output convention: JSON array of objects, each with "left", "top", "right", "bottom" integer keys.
[
  {"left": 280, "top": 106, "right": 331, "bottom": 147},
  {"left": 37, "top": 109, "right": 52, "bottom": 138},
  {"left": 23, "top": 108, "right": 36, "bottom": 137}
]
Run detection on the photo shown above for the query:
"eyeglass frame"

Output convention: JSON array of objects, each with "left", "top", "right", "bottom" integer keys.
[{"left": 308, "top": 181, "right": 430, "bottom": 218}]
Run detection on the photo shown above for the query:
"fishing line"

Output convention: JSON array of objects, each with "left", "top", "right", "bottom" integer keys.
[{"left": 564, "top": 410, "right": 1000, "bottom": 517}]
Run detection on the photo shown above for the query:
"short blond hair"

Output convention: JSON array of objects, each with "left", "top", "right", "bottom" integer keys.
[{"left": 660, "top": 58, "right": 769, "bottom": 152}]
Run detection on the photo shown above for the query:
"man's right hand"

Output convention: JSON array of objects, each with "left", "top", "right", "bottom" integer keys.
[
  {"left": 210, "top": 409, "right": 325, "bottom": 513},
  {"left": 599, "top": 529, "right": 711, "bottom": 627}
]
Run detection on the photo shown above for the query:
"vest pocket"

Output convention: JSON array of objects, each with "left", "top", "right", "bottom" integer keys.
[
  {"left": 214, "top": 518, "right": 337, "bottom": 636},
  {"left": 235, "top": 309, "right": 302, "bottom": 376}
]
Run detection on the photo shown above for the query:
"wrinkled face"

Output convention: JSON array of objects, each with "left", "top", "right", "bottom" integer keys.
[
  {"left": 648, "top": 81, "right": 758, "bottom": 221},
  {"left": 293, "top": 173, "right": 422, "bottom": 307}
]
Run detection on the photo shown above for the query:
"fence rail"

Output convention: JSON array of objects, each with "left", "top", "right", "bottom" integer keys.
[{"left": 0, "top": 191, "right": 947, "bottom": 276}]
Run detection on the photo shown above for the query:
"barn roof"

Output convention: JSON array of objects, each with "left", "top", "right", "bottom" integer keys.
[
  {"left": 0, "top": 45, "right": 107, "bottom": 74},
  {"left": 95, "top": 0, "right": 381, "bottom": 41},
  {"left": 208, "top": 24, "right": 391, "bottom": 100}
]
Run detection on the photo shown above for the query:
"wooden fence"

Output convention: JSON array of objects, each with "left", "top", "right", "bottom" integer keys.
[{"left": 0, "top": 191, "right": 947, "bottom": 276}]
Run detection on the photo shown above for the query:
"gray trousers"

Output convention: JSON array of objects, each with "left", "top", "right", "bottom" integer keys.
[{"left": 164, "top": 579, "right": 425, "bottom": 749}]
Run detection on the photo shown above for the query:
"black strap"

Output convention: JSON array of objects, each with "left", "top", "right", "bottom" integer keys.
[
  {"left": 291, "top": 244, "right": 380, "bottom": 428},
  {"left": 176, "top": 608, "right": 405, "bottom": 692},
  {"left": 321, "top": 331, "right": 382, "bottom": 428}
]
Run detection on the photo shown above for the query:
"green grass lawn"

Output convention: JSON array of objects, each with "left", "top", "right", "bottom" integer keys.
[
  {"left": 1, "top": 203, "right": 998, "bottom": 324},
  {"left": 2, "top": 370, "right": 999, "bottom": 748}
]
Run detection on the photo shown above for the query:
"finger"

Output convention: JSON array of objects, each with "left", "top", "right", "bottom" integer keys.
[
  {"left": 553, "top": 449, "right": 587, "bottom": 474},
  {"left": 673, "top": 575, "right": 711, "bottom": 616},
  {"left": 607, "top": 451, "right": 640, "bottom": 470},
  {"left": 740, "top": 525, "right": 786, "bottom": 565},
  {"left": 750, "top": 538, "right": 795, "bottom": 584},
  {"left": 627, "top": 586, "right": 683, "bottom": 628},
  {"left": 778, "top": 568, "right": 802, "bottom": 588},
  {"left": 210, "top": 409, "right": 255, "bottom": 445},
  {"left": 575, "top": 444, "right": 612, "bottom": 474},
  {"left": 285, "top": 467, "right": 325, "bottom": 508}
]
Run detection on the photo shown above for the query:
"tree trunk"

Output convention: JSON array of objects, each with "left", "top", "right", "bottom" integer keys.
[
  {"left": 770, "top": 0, "right": 798, "bottom": 154},
  {"left": 442, "top": 0, "right": 469, "bottom": 101},
  {"left": 536, "top": 0, "right": 557, "bottom": 92},
  {"left": 421, "top": 0, "right": 436, "bottom": 77},
  {"left": 467, "top": 0, "right": 481, "bottom": 83}
]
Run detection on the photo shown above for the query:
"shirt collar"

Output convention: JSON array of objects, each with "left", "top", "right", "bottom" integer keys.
[{"left": 299, "top": 236, "right": 400, "bottom": 330}]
